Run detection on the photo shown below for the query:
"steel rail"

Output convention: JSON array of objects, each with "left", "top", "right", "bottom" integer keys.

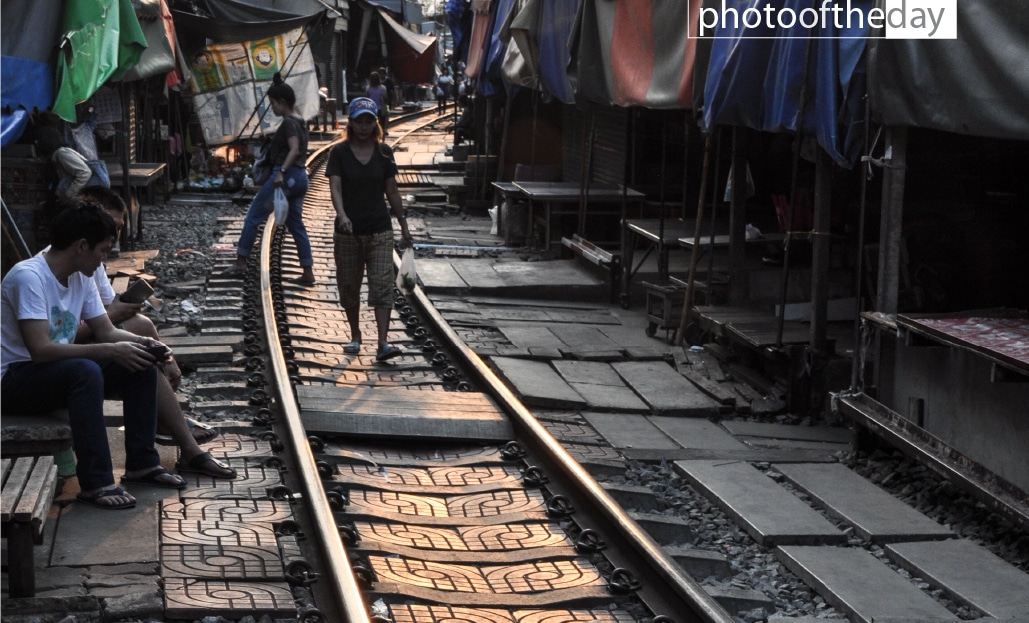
[
  {"left": 258, "top": 157, "right": 368, "bottom": 623},
  {"left": 250, "top": 106, "right": 449, "bottom": 623},
  {"left": 257, "top": 105, "right": 734, "bottom": 623},
  {"left": 400, "top": 273, "right": 735, "bottom": 623}
]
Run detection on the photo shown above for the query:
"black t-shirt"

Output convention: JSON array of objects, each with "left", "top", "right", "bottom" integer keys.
[
  {"left": 324, "top": 142, "right": 398, "bottom": 235},
  {"left": 268, "top": 116, "right": 309, "bottom": 168}
]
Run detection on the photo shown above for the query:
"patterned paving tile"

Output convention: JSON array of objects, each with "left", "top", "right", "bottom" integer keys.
[
  {"left": 164, "top": 579, "right": 295, "bottom": 619},
  {"left": 389, "top": 605, "right": 637, "bottom": 623},
  {"left": 162, "top": 544, "right": 284, "bottom": 580},
  {"left": 161, "top": 499, "right": 295, "bottom": 523}
]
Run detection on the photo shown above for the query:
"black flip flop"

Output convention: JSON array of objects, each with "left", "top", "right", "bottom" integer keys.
[
  {"left": 175, "top": 452, "right": 237, "bottom": 479},
  {"left": 76, "top": 486, "right": 136, "bottom": 510},
  {"left": 121, "top": 466, "right": 186, "bottom": 489}
]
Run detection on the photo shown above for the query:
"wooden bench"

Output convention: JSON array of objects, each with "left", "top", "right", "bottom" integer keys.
[
  {"left": 1, "top": 456, "right": 59, "bottom": 597},
  {"left": 1, "top": 411, "right": 72, "bottom": 459},
  {"left": 561, "top": 234, "right": 622, "bottom": 303}
]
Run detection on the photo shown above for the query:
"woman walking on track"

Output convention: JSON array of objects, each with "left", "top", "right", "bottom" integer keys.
[
  {"left": 325, "top": 97, "right": 412, "bottom": 361},
  {"left": 229, "top": 73, "right": 316, "bottom": 285}
]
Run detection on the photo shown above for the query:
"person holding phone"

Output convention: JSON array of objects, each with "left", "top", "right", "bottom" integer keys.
[
  {"left": 1, "top": 202, "right": 180, "bottom": 508},
  {"left": 40, "top": 187, "right": 235, "bottom": 482}
]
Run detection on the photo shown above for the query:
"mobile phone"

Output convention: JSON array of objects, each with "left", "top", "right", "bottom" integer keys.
[
  {"left": 144, "top": 344, "right": 171, "bottom": 362},
  {"left": 120, "top": 279, "right": 155, "bottom": 305}
]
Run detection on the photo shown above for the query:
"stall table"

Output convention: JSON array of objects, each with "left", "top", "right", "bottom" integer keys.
[
  {"left": 107, "top": 162, "right": 168, "bottom": 241},
  {"left": 512, "top": 181, "right": 644, "bottom": 251}
]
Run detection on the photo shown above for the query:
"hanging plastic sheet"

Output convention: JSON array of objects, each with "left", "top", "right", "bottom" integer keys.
[
  {"left": 868, "top": 0, "right": 1029, "bottom": 140},
  {"left": 699, "top": 0, "right": 870, "bottom": 168},
  {"left": 569, "top": 0, "right": 701, "bottom": 109},
  {"left": 502, "top": 0, "right": 577, "bottom": 103},
  {"left": 0, "top": 0, "right": 64, "bottom": 145},
  {"left": 464, "top": 0, "right": 495, "bottom": 79},
  {"left": 53, "top": 0, "right": 148, "bottom": 122}
]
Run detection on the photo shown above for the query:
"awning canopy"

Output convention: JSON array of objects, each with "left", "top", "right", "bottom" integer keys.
[
  {"left": 868, "top": 0, "right": 1029, "bottom": 140},
  {"left": 500, "top": 0, "right": 576, "bottom": 103},
  {"left": 697, "top": 0, "right": 869, "bottom": 168},
  {"left": 0, "top": 0, "right": 64, "bottom": 145},
  {"left": 172, "top": 5, "right": 323, "bottom": 44},
  {"left": 378, "top": 8, "right": 437, "bottom": 84},
  {"left": 569, "top": 0, "right": 701, "bottom": 109},
  {"left": 52, "top": 0, "right": 148, "bottom": 122}
]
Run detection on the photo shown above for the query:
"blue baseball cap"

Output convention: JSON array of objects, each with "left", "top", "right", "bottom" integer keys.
[{"left": 349, "top": 97, "right": 378, "bottom": 120}]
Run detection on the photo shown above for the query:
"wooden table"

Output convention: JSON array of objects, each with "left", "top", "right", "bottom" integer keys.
[
  {"left": 512, "top": 181, "right": 644, "bottom": 251},
  {"left": 107, "top": 162, "right": 168, "bottom": 240}
]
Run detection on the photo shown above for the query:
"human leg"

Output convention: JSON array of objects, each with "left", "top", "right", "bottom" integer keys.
[
  {"left": 153, "top": 374, "right": 235, "bottom": 478},
  {"left": 2, "top": 360, "right": 132, "bottom": 506},
  {"left": 334, "top": 232, "right": 366, "bottom": 346},
  {"left": 234, "top": 179, "right": 276, "bottom": 269},
  {"left": 365, "top": 231, "right": 399, "bottom": 358},
  {"left": 282, "top": 171, "right": 315, "bottom": 282},
  {"left": 100, "top": 361, "right": 160, "bottom": 469}
]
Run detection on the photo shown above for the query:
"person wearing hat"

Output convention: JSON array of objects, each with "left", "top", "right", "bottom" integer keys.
[{"left": 325, "top": 97, "right": 412, "bottom": 361}]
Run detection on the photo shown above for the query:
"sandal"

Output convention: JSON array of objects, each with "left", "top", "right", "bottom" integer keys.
[
  {"left": 343, "top": 341, "right": 361, "bottom": 354},
  {"left": 121, "top": 466, "right": 186, "bottom": 489},
  {"left": 155, "top": 417, "right": 219, "bottom": 446},
  {"left": 175, "top": 451, "right": 237, "bottom": 479},
  {"left": 375, "top": 344, "right": 402, "bottom": 362},
  {"left": 76, "top": 486, "right": 136, "bottom": 510},
  {"left": 219, "top": 267, "right": 247, "bottom": 278},
  {"left": 288, "top": 276, "right": 316, "bottom": 286}
]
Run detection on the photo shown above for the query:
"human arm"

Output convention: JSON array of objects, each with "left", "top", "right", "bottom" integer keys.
[
  {"left": 20, "top": 317, "right": 158, "bottom": 372},
  {"left": 329, "top": 174, "right": 352, "bottom": 233},
  {"left": 385, "top": 177, "right": 411, "bottom": 247},
  {"left": 274, "top": 131, "right": 302, "bottom": 187}
]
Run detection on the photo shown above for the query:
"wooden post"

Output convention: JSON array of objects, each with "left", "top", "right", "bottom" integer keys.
[
  {"left": 728, "top": 127, "right": 747, "bottom": 305},
  {"left": 673, "top": 131, "right": 714, "bottom": 347},
  {"left": 810, "top": 148, "right": 831, "bottom": 352},
  {"left": 877, "top": 127, "right": 907, "bottom": 315}
]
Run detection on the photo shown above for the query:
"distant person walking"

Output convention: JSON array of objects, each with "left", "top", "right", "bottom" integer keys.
[
  {"left": 229, "top": 73, "right": 315, "bottom": 285},
  {"left": 435, "top": 69, "right": 454, "bottom": 115},
  {"left": 325, "top": 97, "right": 412, "bottom": 362},
  {"left": 365, "top": 71, "right": 390, "bottom": 136}
]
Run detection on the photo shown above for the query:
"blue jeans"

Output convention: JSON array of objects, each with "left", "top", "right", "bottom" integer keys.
[
  {"left": 236, "top": 168, "right": 312, "bottom": 267},
  {"left": 1, "top": 359, "right": 160, "bottom": 491}
]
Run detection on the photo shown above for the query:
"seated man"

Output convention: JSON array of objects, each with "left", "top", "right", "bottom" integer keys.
[
  {"left": 1, "top": 201, "right": 183, "bottom": 509},
  {"left": 70, "top": 186, "right": 234, "bottom": 479}
]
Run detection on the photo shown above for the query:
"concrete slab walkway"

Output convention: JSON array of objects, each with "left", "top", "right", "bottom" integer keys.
[
  {"left": 675, "top": 460, "right": 846, "bottom": 546},
  {"left": 776, "top": 545, "right": 960, "bottom": 623},
  {"left": 775, "top": 463, "right": 954, "bottom": 544},
  {"left": 885, "top": 538, "right": 1029, "bottom": 619}
]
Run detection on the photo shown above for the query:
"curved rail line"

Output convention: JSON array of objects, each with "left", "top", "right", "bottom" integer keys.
[{"left": 249, "top": 111, "right": 735, "bottom": 623}]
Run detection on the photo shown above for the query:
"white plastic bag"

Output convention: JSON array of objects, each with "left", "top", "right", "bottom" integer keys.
[
  {"left": 273, "top": 188, "right": 289, "bottom": 226},
  {"left": 395, "top": 247, "right": 417, "bottom": 290}
]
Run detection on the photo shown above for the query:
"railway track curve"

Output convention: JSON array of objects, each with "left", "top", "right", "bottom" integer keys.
[{"left": 235, "top": 112, "right": 735, "bottom": 623}]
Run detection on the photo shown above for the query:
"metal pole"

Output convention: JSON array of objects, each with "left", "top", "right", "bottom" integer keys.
[{"left": 673, "top": 131, "right": 714, "bottom": 347}]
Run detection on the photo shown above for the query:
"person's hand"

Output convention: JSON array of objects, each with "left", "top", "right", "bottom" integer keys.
[
  {"left": 111, "top": 341, "right": 158, "bottom": 371},
  {"left": 108, "top": 297, "right": 143, "bottom": 324},
  {"left": 274, "top": 170, "right": 285, "bottom": 187},
  {"left": 335, "top": 216, "right": 353, "bottom": 234},
  {"left": 162, "top": 356, "right": 182, "bottom": 390}
]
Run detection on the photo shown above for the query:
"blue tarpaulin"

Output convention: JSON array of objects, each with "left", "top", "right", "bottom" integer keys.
[
  {"left": 0, "top": 0, "right": 64, "bottom": 146},
  {"left": 531, "top": 0, "right": 577, "bottom": 103},
  {"left": 699, "top": 0, "right": 870, "bottom": 168}
]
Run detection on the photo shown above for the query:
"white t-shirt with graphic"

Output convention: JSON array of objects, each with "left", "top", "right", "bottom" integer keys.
[
  {"left": 0, "top": 254, "right": 106, "bottom": 377},
  {"left": 39, "top": 245, "right": 115, "bottom": 305}
]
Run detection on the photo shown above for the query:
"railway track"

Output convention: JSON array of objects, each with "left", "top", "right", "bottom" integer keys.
[
  {"left": 68, "top": 108, "right": 1023, "bottom": 623},
  {"left": 228, "top": 111, "right": 735, "bottom": 623}
]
